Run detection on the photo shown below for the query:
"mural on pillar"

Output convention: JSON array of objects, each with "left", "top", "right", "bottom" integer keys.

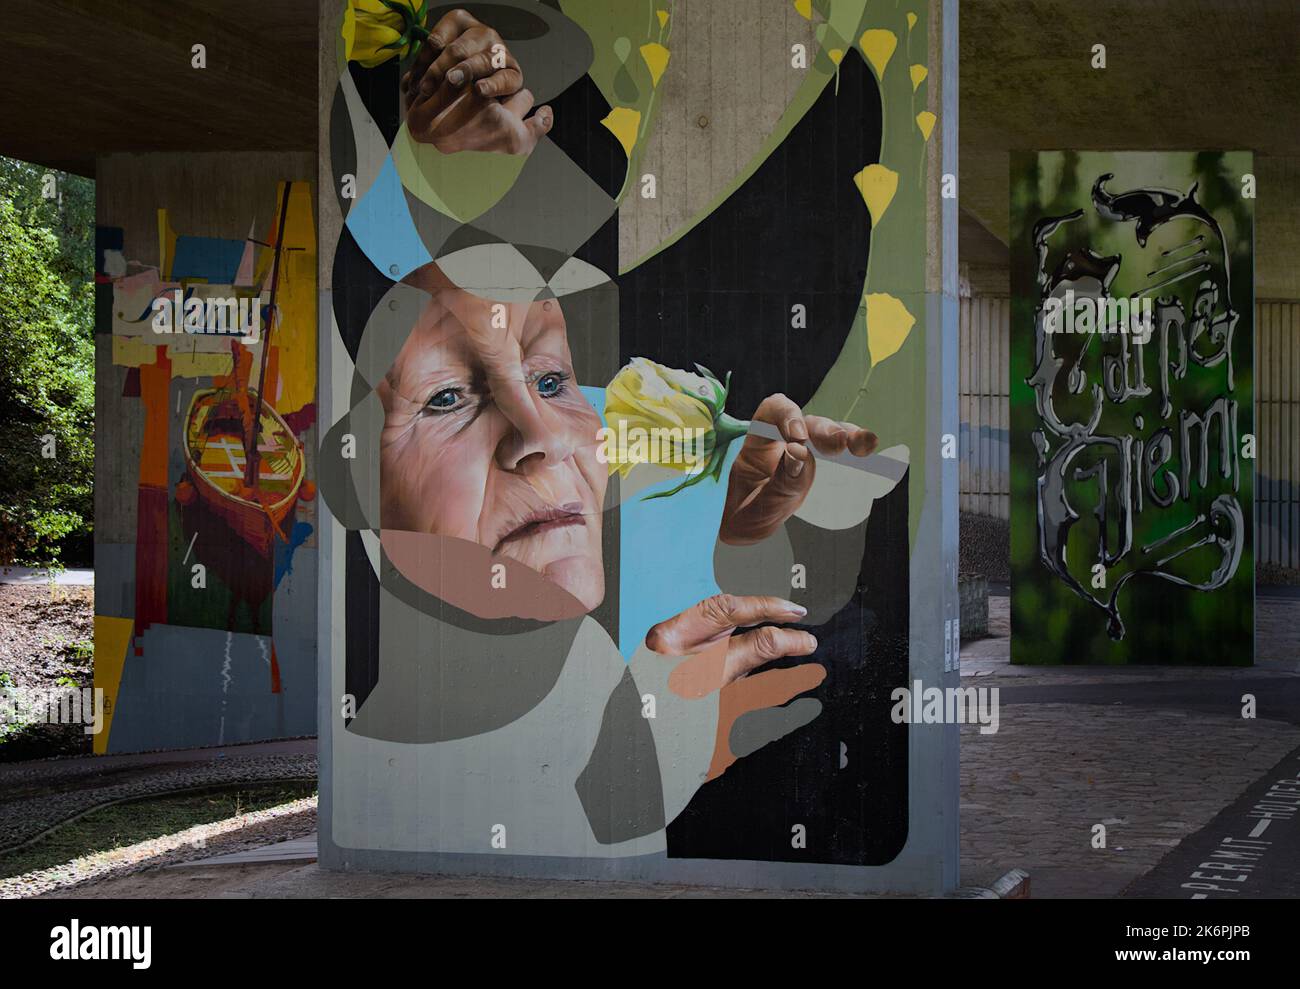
[
  {"left": 94, "top": 181, "right": 318, "bottom": 752},
  {"left": 323, "top": 0, "right": 933, "bottom": 864},
  {"left": 1010, "top": 151, "right": 1255, "bottom": 665}
]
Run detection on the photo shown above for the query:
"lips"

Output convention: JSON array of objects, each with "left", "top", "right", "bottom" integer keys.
[{"left": 494, "top": 503, "right": 586, "bottom": 551}]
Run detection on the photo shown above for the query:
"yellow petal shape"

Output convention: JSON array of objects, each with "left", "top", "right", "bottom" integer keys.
[
  {"left": 858, "top": 29, "right": 897, "bottom": 78},
  {"left": 640, "top": 42, "right": 671, "bottom": 87},
  {"left": 657, "top": 10, "right": 669, "bottom": 28},
  {"left": 910, "top": 64, "right": 928, "bottom": 91},
  {"left": 829, "top": 48, "right": 843, "bottom": 65},
  {"left": 601, "top": 106, "right": 642, "bottom": 158},
  {"left": 907, "top": 12, "right": 918, "bottom": 29},
  {"left": 916, "top": 110, "right": 937, "bottom": 141},
  {"left": 794, "top": 0, "right": 813, "bottom": 19},
  {"left": 866, "top": 293, "right": 916, "bottom": 366},
  {"left": 853, "top": 164, "right": 898, "bottom": 226}
]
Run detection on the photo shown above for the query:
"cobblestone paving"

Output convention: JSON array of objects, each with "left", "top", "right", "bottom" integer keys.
[
  {"left": 960, "top": 705, "right": 1300, "bottom": 897},
  {"left": 0, "top": 753, "right": 317, "bottom": 852},
  {"left": 9, "top": 800, "right": 318, "bottom": 899},
  {"left": 959, "top": 593, "right": 1300, "bottom": 896}
]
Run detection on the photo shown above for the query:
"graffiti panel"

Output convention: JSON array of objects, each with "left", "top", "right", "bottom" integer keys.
[
  {"left": 94, "top": 171, "right": 318, "bottom": 751},
  {"left": 1010, "top": 151, "right": 1255, "bottom": 665}
]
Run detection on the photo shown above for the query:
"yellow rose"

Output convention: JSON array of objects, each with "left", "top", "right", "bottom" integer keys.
[
  {"left": 342, "top": 0, "right": 428, "bottom": 68},
  {"left": 602, "top": 358, "right": 748, "bottom": 498}
]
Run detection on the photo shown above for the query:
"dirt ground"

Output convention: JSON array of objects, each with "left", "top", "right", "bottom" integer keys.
[{"left": 0, "top": 583, "right": 94, "bottom": 760}]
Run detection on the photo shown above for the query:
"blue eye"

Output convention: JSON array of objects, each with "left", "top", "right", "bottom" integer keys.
[
  {"left": 535, "top": 372, "right": 567, "bottom": 398},
  {"left": 425, "top": 388, "right": 461, "bottom": 412}
]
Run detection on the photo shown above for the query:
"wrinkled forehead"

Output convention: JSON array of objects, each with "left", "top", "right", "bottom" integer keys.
[
  {"left": 350, "top": 246, "right": 613, "bottom": 396},
  {"left": 392, "top": 286, "right": 569, "bottom": 375}
]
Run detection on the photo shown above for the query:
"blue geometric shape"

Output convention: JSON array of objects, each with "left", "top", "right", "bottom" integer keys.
[
  {"left": 345, "top": 155, "right": 433, "bottom": 281},
  {"left": 617, "top": 445, "right": 738, "bottom": 658},
  {"left": 171, "top": 236, "right": 246, "bottom": 283}
]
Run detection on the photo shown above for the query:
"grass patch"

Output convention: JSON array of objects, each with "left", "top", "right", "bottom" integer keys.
[{"left": 0, "top": 780, "right": 317, "bottom": 879}]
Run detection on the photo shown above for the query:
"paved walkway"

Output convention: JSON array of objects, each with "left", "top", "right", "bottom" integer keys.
[
  {"left": 960, "top": 593, "right": 1300, "bottom": 897},
  {"left": 168, "top": 835, "right": 319, "bottom": 868},
  {"left": 0, "top": 566, "right": 93, "bottom": 585},
  {"left": 53, "top": 859, "right": 867, "bottom": 899},
  {"left": 0, "top": 738, "right": 314, "bottom": 785},
  {"left": 7, "top": 595, "right": 1299, "bottom": 898}
]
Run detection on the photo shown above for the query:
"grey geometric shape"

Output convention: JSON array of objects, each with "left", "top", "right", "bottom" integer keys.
[
  {"left": 108, "top": 625, "right": 311, "bottom": 753},
  {"left": 516, "top": 243, "right": 573, "bottom": 284},
  {"left": 575, "top": 667, "right": 667, "bottom": 844},
  {"left": 713, "top": 527, "right": 797, "bottom": 599},
  {"left": 343, "top": 390, "right": 385, "bottom": 530},
  {"left": 434, "top": 242, "right": 544, "bottom": 301},
  {"left": 329, "top": 83, "right": 357, "bottom": 221},
  {"left": 729, "top": 698, "right": 823, "bottom": 760},
  {"left": 92, "top": 542, "right": 136, "bottom": 619},
  {"left": 403, "top": 139, "right": 616, "bottom": 260},
  {"left": 552, "top": 277, "right": 620, "bottom": 389},
  {"left": 353, "top": 280, "right": 434, "bottom": 394},
  {"left": 346, "top": 582, "right": 584, "bottom": 743},
  {"left": 783, "top": 515, "right": 871, "bottom": 625},
  {"left": 318, "top": 405, "right": 377, "bottom": 531}
]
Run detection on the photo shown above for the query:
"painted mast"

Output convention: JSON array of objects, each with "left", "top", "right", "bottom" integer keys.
[{"left": 243, "top": 181, "right": 294, "bottom": 488}]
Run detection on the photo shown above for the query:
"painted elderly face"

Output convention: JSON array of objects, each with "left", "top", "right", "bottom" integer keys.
[{"left": 377, "top": 284, "right": 607, "bottom": 614}]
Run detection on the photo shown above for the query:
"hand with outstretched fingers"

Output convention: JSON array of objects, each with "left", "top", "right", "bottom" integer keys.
[
  {"left": 401, "top": 8, "right": 552, "bottom": 154},
  {"left": 718, "top": 393, "right": 878, "bottom": 546},
  {"left": 646, "top": 593, "right": 825, "bottom": 781}
]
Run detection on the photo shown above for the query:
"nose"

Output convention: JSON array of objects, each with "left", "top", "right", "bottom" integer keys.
[{"left": 494, "top": 399, "right": 581, "bottom": 475}]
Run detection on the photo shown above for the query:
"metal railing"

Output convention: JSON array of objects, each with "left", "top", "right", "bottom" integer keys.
[{"left": 959, "top": 296, "right": 1300, "bottom": 570}]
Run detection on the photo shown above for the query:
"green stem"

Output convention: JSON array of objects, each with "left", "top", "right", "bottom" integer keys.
[{"left": 714, "top": 412, "right": 750, "bottom": 446}]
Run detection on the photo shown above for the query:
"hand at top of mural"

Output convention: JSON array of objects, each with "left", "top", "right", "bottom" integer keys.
[
  {"left": 646, "top": 593, "right": 825, "bottom": 782},
  {"left": 718, "top": 394, "right": 877, "bottom": 546},
  {"left": 401, "top": 8, "right": 553, "bottom": 155}
]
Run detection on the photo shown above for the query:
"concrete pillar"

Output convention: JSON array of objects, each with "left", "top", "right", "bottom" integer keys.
[{"left": 316, "top": 0, "right": 960, "bottom": 894}]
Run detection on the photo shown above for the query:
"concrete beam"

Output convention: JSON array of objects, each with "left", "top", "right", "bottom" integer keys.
[
  {"left": 960, "top": 0, "right": 1300, "bottom": 298},
  {"left": 2, "top": 0, "right": 317, "bottom": 176}
]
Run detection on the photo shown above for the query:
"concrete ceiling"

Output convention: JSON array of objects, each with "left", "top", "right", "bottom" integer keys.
[
  {"left": 960, "top": 0, "right": 1300, "bottom": 248},
  {"left": 3, "top": 0, "right": 318, "bottom": 176}
]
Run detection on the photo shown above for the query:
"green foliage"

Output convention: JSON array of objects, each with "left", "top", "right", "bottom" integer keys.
[
  {"left": 62, "top": 639, "right": 94, "bottom": 665},
  {"left": 0, "top": 158, "right": 94, "bottom": 566}
]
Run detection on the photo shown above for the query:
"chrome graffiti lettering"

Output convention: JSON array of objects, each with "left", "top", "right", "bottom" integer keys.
[{"left": 1028, "top": 177, "right": 1244, "bottom": 640}]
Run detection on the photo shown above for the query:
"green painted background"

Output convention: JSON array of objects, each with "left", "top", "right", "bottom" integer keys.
[{"left": 1010, "top": 151, "right": 1254, "bottom": 665}]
